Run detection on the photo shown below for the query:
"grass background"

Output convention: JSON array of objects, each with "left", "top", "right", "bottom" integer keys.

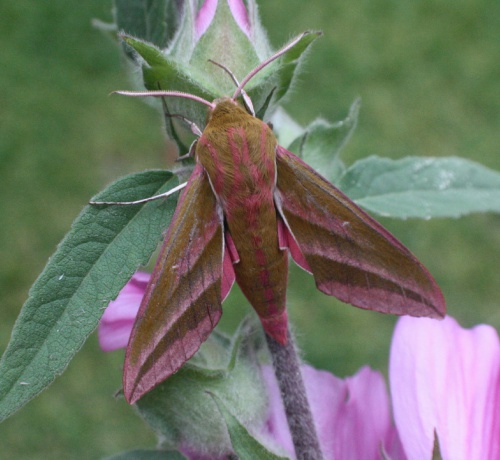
[{"left": 0, "top": 0, "right": 498, "bottom": 458}]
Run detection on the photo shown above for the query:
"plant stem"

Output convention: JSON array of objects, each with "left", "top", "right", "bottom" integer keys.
[{"left": 265, "top": 329, "right": 323, "bottom": 460}]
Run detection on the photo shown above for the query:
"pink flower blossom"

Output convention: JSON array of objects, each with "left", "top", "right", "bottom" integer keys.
[{"left": 195, "top": 0, "right": 250, "bottom": 40}]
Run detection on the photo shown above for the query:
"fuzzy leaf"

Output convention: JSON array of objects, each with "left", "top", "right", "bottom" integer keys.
[
  {"left": 120, "top": 35, "right": 214, "bottom": 139},
  {"left": 119, "top": 35, "right": 209, "bottom": 96},
  {"left": 272, "top": 31, "right": 321, "bottom": 105},
  {"left": 338, "top": 156, "right": 500, "bottom": 219},
  {"left": 288, "top": 98, "right": 360, "bottom": 182},
  {"left": 135, "top": 321, "right": 268, "bottom": 457},
  {"left": 0, "top": 171, "right": 178, "bottom": 422},
  {"left": 211, "top": 393, "right": 290, "bottom": 460},
  {"left": 167, "top": 0, "right": 197, "bottom": 62},
  {"left": 245, "top": 31, "right": 321, "bottom": 120},
  {"left": 114, "top": 0, "right": 179, "bottom": 52},
  {"left": 121, "top": 34, "right": 172, "bottom": 68},
  {"left": 104, "top": 449, "right": 187, "bottom": 460},
  {"left": 243, "top": 0, "right": 273, "bottom": 61}
]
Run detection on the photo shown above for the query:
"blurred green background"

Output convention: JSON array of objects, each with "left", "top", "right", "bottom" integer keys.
[{"left": 0, "top": 0, "right": 498, "bottom": 458}]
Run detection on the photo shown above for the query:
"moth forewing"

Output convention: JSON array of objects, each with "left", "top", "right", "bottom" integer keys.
[
  {"left": 274, "top": 146, "right": 446, "bottom": 318},
  {"left": 123, "top": 165, "right": 225, "bottom": 404}
]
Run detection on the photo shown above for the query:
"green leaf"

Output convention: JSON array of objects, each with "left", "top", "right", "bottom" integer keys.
[
  {"left": 338, "top": 156, "right": 500, "bottom": 219},
  {"left": 119, "top": 35, "right": 207, "bottom": 96},
  {"left": 272, "top": 31, "right": 321, "bottom": 106},
  {"left": 243, "top": 0, "right": 273, "bottom": 61},
  {"left": 288, "top": 98, "right": 360, "bottom": 182},
  {"left": 120, "top": 35, "right": 214, "bottom": 140},
  {"left": 211, "top": 393, "right": 290, "bottom": 460},
  {"left": 0, "top": 171, "right": 178, "bottom": 422},
  {"left": 104, "top": 449, "right": 187, "bottom": 460},
  {"left": 114, "top": 0, "right": 179, "bottom": 53},
  {"left": 135, "top": 320, "right": 269, "bottom": 457},
  {"left": 167, "top": 0, "right": 197, "bottom": 62},
  {"left": 245, "top": 31, "right": 321, "bottom": 120},
  {"left": 121, "top": 34, "right": 172, "bottom": 68}
]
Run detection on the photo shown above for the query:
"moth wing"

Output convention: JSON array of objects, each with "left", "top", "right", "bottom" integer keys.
[
  {"left": 275, "top": 146, "right": 445, "bottom": 318},
  {"left": 124, "top": 164, "right": 231, "bottom": 404}
]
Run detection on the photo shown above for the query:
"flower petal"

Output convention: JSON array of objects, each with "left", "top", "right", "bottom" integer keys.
[
  {"left": 98, "top": 272, "right": 150, "bottom": 351},
  {"left": 390, "top": 316, "right": 500, "bottom": 460},
  {"left": 228, "top": 0, "right": 250, "bottom": 37},
  {"left": 263, "top": 364, "right": 399, "bottom": 459},
  {"left": 195, "top": 0, "right": 218, "bottom": 40},
  {"left": 336, "top": 367, "right": 399, "bottom": 460}
]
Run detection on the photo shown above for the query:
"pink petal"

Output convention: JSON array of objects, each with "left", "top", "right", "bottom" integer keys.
[
  {"left": 263, "top": 365, "right": 400, "bottom": 459},
  {"left": 98, "top": 272, "right": 150, "bottom": 351},
  {"left": 195, "top": 0, "right": 217, "bottom": 40},
  {"left": 195, "top": 0, "right": 250, "bottom": 40},
  {"left": 228, "top": 0, "right": 250, "bottom": 37},
  {"left": 390, "top": 316, "right": 500, "bottom": 460},
  {"left": 335, "top": 367, "right": 400, "bottom": 460}
]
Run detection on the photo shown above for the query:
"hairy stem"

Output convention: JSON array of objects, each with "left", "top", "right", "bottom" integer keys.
[{"left": 266, "top": 330, "right": 323, "bottom": 460}]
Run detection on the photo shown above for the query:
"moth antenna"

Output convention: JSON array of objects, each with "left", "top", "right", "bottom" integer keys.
[
  {"left": 90, "top": 182, "right": 188, "bottom": 206},
  {"left": 208, "top": 59, "right": 255, "bottom": 116},
  {"left": 232, "top": 32, "right": 308, "bottom": 101},
  {"left": 112, "top": 90, "right": 215, "bottom": 110},
  {"left": 208, "top": 59, "right": 239, "bottom": 86}
]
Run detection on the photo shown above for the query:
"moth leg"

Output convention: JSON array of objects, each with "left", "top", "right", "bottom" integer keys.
[
  {"left": 159, "top": 85, "right": 203, "bottom": 137},
  {"left": 176, "top": 139, "right": 198, "bottom": 162}
]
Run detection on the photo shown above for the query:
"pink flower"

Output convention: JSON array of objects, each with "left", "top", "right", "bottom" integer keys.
[
  {"left": 195, "top": 0, "right": 250, "bottom": 40},
  {"left": 390, "top": 316, "right": 500, "bottom": 460}
]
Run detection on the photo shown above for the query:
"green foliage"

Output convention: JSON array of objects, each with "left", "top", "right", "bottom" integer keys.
[
  {"left": 339, "top": 156, "right": 500, "bottom": 219},
  {"left": 211, "top": 393, "right": 290, "bottom": 460},
  {"left": 0, "top": 171, "right": 178, "bottom": 421},
  {"left": 272, "top": 31, "right": 321, "bottom": 105},
  {"left": 120, "top": 34, "right": 214, "bottom": 138},
  {"left": 135, "top": 324, "right": 269, "bottom": 456},
  {"left": 102, "top": 324, "right": 288, "bottom": 459},
  {"left": 287, "top": 98, "right": 360, "bottom": 182}
]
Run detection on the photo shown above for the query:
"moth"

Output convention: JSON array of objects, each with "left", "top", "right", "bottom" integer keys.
[{"left": 94, "top": 34, "right": 445, "bottom": 404}]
